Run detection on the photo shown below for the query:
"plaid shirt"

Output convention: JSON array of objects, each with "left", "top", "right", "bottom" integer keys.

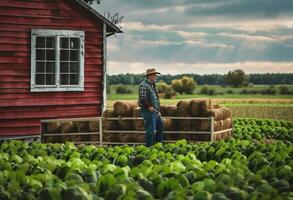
[{"left": 138, "top": 79, "right": 160, "bottom": 113}]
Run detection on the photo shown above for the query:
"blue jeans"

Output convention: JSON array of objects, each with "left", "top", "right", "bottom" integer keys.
[{"left": 141, "top": 109, "right": 164, "bottom": 147}]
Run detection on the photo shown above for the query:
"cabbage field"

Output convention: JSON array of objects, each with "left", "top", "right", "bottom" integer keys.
[{"left": 0, "top": 118, "right": 292, "bottom": 200}]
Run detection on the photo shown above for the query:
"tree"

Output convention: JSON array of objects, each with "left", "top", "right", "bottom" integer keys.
[
  {"left": 171, "top": 76, "right": 196, "bottom": 94},
  {"left": 82, "top": 0, "right": 124, "bottom": 28},
  {"left": 225, "top": 69, "right": 248, "bottom": 87}
]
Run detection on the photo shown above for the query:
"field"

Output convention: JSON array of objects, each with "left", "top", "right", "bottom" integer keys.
[
  {"left": 0, "top": 118, "right": 292, "bottom": 199},
  {"left": 107, "top": 85, "right": 293, "bottom": 121}
]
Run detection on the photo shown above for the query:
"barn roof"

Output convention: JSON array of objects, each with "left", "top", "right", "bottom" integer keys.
[{"left": 73, "top": 0, "right": 123, "bottom": 36}]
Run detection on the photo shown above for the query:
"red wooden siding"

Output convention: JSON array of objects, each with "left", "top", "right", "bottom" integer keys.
[{"left": 0, "top": 0, "right": 105, "bottom": 136}]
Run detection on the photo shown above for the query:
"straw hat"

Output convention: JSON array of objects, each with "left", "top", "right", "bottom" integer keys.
[{"left": 144, "top": 68, "right": 161, "bottom": 76}]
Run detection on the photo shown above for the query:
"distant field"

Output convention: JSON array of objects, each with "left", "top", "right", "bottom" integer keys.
[
  {"left": 109, "top": 84, "right": 293, "bottom": 95},
  {"left": 107, "top": 84, "right": 293, "bottom": 121}
]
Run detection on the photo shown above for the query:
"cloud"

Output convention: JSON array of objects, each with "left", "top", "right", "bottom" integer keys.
[
  {"left": 108, "top": 61, "right": 293, "bottom": 75},
  {"left": 186, "top": 0, "right": 293, "bottom": 18},
  {"left": 94, "top": 0, "right": 293, "bottom": 74}
]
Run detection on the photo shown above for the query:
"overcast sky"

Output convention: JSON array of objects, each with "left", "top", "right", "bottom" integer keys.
[{"left": 94, "top": 0, "right": 293, "bottom": 75}]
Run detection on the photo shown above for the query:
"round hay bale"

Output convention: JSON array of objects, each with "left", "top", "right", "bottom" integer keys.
[
  {"left": 89, "top": 120, "right": 99, "bottom": 132},
  {"left": 163, "top": 118, "right": 172, "bottom": 131},
  {"left": 177, "top": 100, "right": 190, "bottom": 116},
  {"left": 160, "top": 105, "right": 168, "bottom": 116},
  {"left": 113, "top": 101, "right": 137, "bottom": 116},
  {"left": 61, "top": 121, "right": 75, "bottom": 133},
  {"left": 89, "top": 134, "right": 99, "bottom": 142},
  {"left": 198, "top": 119, "right": 210, "bottom": 131},
  {"left": 119, "top": 118, "right": 133, "bottom": 130},
  {"left": 75, "top": 121, "right": 89, "bottom": 132},
  {"left": 219, "top": 120, "right": 225, "bottom": 130},
  {"left": 46, "top": 122, "right": 61, "bottom": 133},
  {"left": 189, "top": 99, "right": 201, "bottom": 117},
  {"left": 103, "top": 110, "right": 120, "bottom": 130},
  {"left": 214, "top": 121, "right": 221, "bottom": 131},
  {"left": 205, "top": 109, "right": 223, "bottom": 120},
  {"left": 226, "top": 118, "right": 232, "bottom": 129},
  {"left": 136, "top": 133, "right": 145, "bottom": 143},
  {"left": 133, "top": 108, "right": 144, "bottom": 131},
  {"left": 199, "top": 99, "right": 212, "bottom": 113},
  {"left": 165, "top": 105, "right": 177, "bottom": 116},
  {"left": 103, "top": 132, "right": 119, "bottom": 142},
  {"left": 118, "top": 133, "right": 133, "bottom": 143}
]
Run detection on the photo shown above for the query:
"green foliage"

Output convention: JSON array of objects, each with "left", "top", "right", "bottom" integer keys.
[
  {"left": 225, "top": 69, "right": 248, "bottom": 87},
  {"left": 115, "top": 84, "right": 132, "bottom": 94},
  {"left": 171, "top": 76, "right": 196, "bottom": 94},
  {"left": 0, "top": 119, "right": 292, "bottom": 199},
  {"left": 108, "top": 73, "right": 293, "bottom": 85},
  {"left": 156, "top": 81, "right": 175, "bottom": 99}
]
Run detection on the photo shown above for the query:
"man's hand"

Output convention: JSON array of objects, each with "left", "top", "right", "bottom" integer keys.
[
  {"left": 148, "top": 106, "right": 154, "bottom": 112},
  {"left": 158, "top": 112, "right": 161, "bottom": 117}
]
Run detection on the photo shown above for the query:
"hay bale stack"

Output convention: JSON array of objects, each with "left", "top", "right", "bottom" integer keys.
[
  {"left": 133, "top": 107, "right": 144, "bottom": 131},
  {"left": 113, "top": 101, "right": 137, "bottom": 116}
]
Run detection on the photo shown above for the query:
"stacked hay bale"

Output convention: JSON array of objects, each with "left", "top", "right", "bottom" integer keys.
[{"left": 99, "top": 99, "right": 232, "bottom": 143}]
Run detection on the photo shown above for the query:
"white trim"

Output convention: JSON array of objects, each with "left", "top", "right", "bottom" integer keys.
[
  {"left": 30, "top": 29, "right": 85, "bottom": 92},
  {"left": 102, "top": 23, "right": 107, "bottom": 113}
]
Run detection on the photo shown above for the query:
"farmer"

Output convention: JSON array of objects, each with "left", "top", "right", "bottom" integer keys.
[{"left": 138, "top": 68, "right": 164, "bottom": 147}]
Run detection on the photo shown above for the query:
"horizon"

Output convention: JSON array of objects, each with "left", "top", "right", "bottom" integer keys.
[{"left": 94, "top": 0, "right": 293, "bottom": 75}]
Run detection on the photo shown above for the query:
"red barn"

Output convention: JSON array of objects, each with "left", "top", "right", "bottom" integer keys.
[{"left": 0, "top": 0, "right": 122, "bottom": 138}]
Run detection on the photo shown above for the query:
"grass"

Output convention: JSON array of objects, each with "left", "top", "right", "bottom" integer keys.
[{"left": 109, "top": 84, "right": 293, "bottom": 95}]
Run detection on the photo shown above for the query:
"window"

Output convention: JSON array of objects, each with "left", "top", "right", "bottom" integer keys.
[{"left": 31, "top": 29, "right": 84, "bottom": 92}]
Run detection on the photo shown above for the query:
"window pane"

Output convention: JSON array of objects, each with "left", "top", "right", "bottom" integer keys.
[
  {"left": 46, "top": 74, "right": 55, "bottom": 85},
  {"left": 36, "top": 37, "right": 45, "bottom": 48},
  {"left": 36, "top": 62, "right": 45, "bottom": 73},
  {"left": 35, "top": 74, "right": 45, "bottom": 85},
  {"left": 46, "top": 62, "right": 55, "bottom": 73},
  {"left": 46, "top": 50, "right": 55, "bottom": 61},
  {"left": 60, "top": 50, "right": 69, "bottom": 61},
  {"left": 36, "top": 49, "right": 45, "bottom": 60},
  {"left": 60, "top": 38, "right": 69, "bottom": 49},
  {"left": 46, "top": 37, "right": 55, "bottom": 48},
  {"left": 60, "top": 62, "right": 69, "bottom": 73},
  {"left": 70, "top": 62, "right": 79, "bottom": 73},
  {"left": 70, "top": 50, "right": 79, "bottom": 61},
  {"left": 70, "top": 38, "right": 79, "bottom": 49},
  {"left": 70, "top": 74, "right": 79, "bottom": 85},
  {"left": 60, "top": 74, "right": 69, "bottom": 85}
]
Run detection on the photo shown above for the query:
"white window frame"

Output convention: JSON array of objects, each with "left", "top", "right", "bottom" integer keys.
[{"left": 31, "top": 29, "right": 85, "bottom": 92}]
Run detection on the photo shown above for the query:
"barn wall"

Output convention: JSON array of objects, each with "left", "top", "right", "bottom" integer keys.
[{"left": 0, "top": 0, "right": 104, "bottom": 136}]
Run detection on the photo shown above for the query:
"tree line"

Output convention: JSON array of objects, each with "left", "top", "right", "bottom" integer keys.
[{"left": 108, "top": 73, "right": 293, "bottom": 86}]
